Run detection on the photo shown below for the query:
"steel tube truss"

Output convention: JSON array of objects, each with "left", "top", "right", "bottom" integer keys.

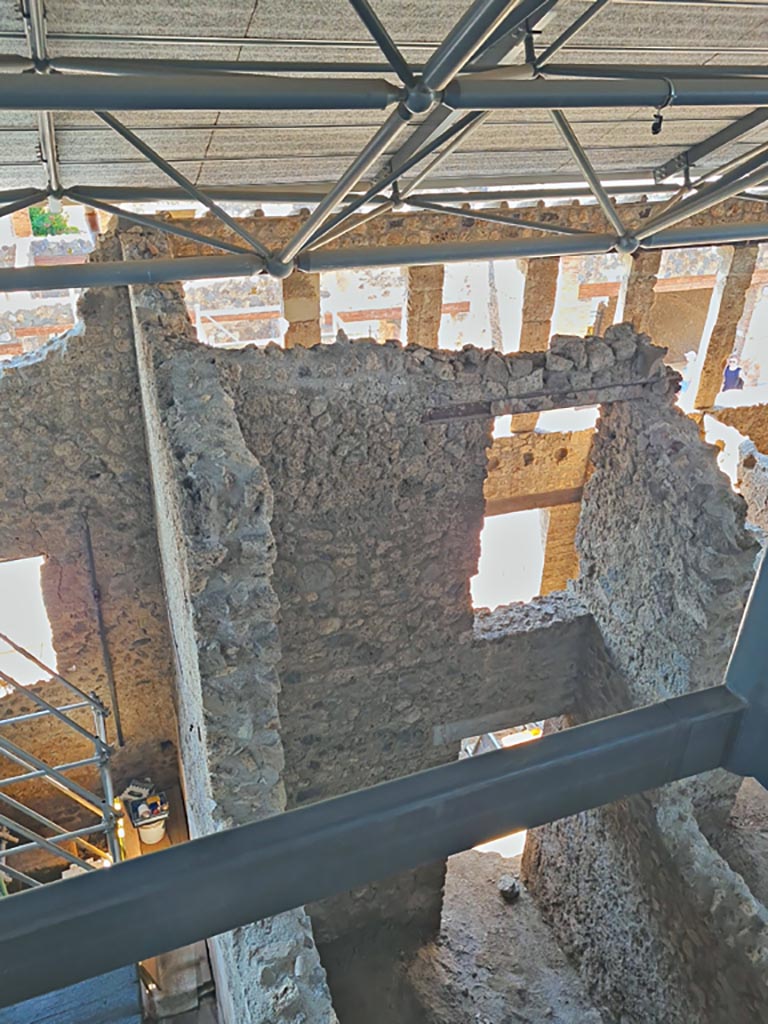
[
  {"left": 403, "top": 195, "right": 590, "bottom": 236},
  {"left": 0, "top": 73, "right": 402, "bottom": 110},
  {"left": 0, "top": 685, "right": 747, "bottom": 1006},
  {"left": 446, "top": 76, "right": 768, "bottom": 108}
]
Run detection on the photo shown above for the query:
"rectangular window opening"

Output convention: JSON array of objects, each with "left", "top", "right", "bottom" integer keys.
[
  {"left": 0, "top": 555, "right": 56, "bottom": 690},
  {"left": 471, "top": 510, "right": 547, "bottom": 610},
  {"left": 461, "top": 723, "right": 544, "bottom": 858}
]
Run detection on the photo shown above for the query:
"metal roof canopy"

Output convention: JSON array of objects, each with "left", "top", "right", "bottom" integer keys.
[{"left": 0, "top": 0, "right": 763, "bottom": 282}]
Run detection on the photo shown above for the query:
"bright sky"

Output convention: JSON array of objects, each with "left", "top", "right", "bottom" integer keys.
[
  {"left": 0, "top": 556, "right": 56, "bottom": 686},
  {"left": 471, "top": 510, "right": 545, "bottom": 610}
]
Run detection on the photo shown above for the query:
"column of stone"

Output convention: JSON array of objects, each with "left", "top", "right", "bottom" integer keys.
[
  {"left": 540, "top": 504, "right": 581, "bottom": 594},
  {"left": 622, "top": 249, "right": 661, "bottom": 336},
  {"left": 695, "top": 245, "right": 759, "bottom": 408},
  {"left": 283, "top": 270, "right": 321, "bottom": 348},
  {"left": 513, "top": 257, "right": 560, "bottom": 431},
  {"left": 405, "top": 264, "right": 444, "bottom": 349}
]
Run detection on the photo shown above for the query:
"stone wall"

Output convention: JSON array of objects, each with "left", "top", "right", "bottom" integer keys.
[
  {"left": 522, "top": 387, "right": 767, "bottom": 1024},
  {"left": 484, "top": 426, "right": 593, "bottom": 515},
  {"left": 0, "top": 233, "right": 179, "bottom": 832},
  {"left": 216, "top": 330, "right": 654, "bottom": 1004},
  {"left": 122, "top": 228, "right": 338, "bottom": 1024},
  {"left": 737, "top": 439, "right": 768, "bottom": 539}
]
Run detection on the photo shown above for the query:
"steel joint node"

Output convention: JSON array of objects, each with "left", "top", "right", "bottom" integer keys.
[
  {"left": 616, "top": 234, "right": 640, "bottom": 254},
  {"left": 266, "top": 256, "right": 295, "bottom": 279},
  {"left": 404, "top": 83, "right": 437, "bottom": 115}
]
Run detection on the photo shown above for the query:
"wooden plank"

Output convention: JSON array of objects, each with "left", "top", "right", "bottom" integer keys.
[
  {"left": 485, "top": 486, "right": 584, "bottom": 516},
  {"left": 3, "top": 964, "right": 141, "bottom": 1024}
]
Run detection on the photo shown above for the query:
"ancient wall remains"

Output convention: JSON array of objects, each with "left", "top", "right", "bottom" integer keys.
[
  {"left": 523, "top": 387, "right": 767, "bottom": 1024},
  {"left": 0, "top": 233, "right": 179, "bottom": 830},
  {"left": 122, "top": 228, "right": 338, "bottom": 1024}
]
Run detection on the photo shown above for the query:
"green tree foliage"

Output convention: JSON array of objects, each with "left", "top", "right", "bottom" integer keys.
[{"left": 28, "top": 205, "right": 78, "bottom": 237}]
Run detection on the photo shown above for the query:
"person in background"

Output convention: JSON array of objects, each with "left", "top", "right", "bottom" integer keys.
[
  {"left": 680, "top": 350, "right": 697, "bottom": 394},
  {"left": 723, "top": 353, "right": 745, "bottom": 392}
]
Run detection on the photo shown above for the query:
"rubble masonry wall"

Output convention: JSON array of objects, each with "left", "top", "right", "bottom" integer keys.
[{"left": 523, "top": 392, "right": 768, "bottom": 1024}]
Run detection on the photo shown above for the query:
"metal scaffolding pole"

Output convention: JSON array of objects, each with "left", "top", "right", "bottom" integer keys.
[
  {"left": 279, "top": 0, "right": 543, "bottom": 263},
  {"left": 304, "top": 199, "right": 395, "bottom": 251},
  {"left": 68, "top": 191, "right": 256, "bottom": 257},
  {"left": 0, "top": 684, "right": 745, "bottom": 1006},
  {"left": 636, "top": 154, "right": 768, "bottom": 240},
  {"left": 0, "top": 73, "right": 402, "bottom": 110},
  {"left": 61, "top": 181, "right": 680, "bottom": 205},
  {"left": 304, "top": 110, "right": 491, "bottom": 251},
  {"left": 278, "top": 105, "right": 414, "bottom": 263},
  {"left": 534, "top": 0, "right": 611, "bottom": 66},
  {"left": 403, "top": 195, "right": 590, "bottom": 236},
  {"left": 549, "top": 109, "right": 625, "bottom": 235},
  {"left": 0, "top": 253, "right": 263, "bottom": 292},
  {"left": 96, "top": 113, "right": 270, "bottom": 260},
  {"left": 48, "top": 55, "right": 418, "bottom": 76},
  {"left": 347, "top": 0, "right": 415, "bottom": 87},
  {"left": 447, "top": 76, "right": 768, "bottom": 108},
  {"left": 420, "top": 0, "right": 520, "bottom": 91},
  {"left": 21, "top": 0, "right": 60, "bottom": 194},
  {"left": 383, "top": 0, "right": 559, "bottom": 185},
  {"left": 299, "top": 232, "right": 617, "bottom": 270}
]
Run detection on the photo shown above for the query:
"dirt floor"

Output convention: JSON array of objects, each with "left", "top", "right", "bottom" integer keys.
[{"left": 408, "top": 848, "right": 606, "bottom": 1024}]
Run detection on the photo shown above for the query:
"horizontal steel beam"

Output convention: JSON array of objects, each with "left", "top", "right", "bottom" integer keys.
[
  {"left": 447, "top": 76, "right": 768, "bottom": 108},
  {"left": 7, "top": 222, "right": 768, "bottom": 292},
  {"left": 0, "top": 685, "right": 745, "bottom": 1006},
  {"left": 299, "top": 233, "right": 616, "bottom": 270},
  {"left": 545, "top": 63, "right": 768, "bottom": 80},
  {"left": 0, "top": 74, "right": 401, "bottom": 110},
  {"left": 0, "top": 71, "right": 763, "bottom": 113},
  {"left": 653, "top": 108, "right": 768, "bottom": 183},
  {"left": 59, "top": 179, "right": 684, "bottom": 206},
  {"left": 644, "top": 222, "right": 768, "bottom": 247},
  {"left": 48, "top": 55, "right": 420, "bottom": 76},
  {"left": 0, "top": 253, "right": 262, "bottom": 292}
]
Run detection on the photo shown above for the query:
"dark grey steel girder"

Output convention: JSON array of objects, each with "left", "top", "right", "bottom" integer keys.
[
  {"left": 0, "top": 67, "right": 763, "bottom": 114},
  {"left": 61, "top": 181, "right": 681, "bottom": 205},
  {"left": 545, "top": 64, "right": 768, "bottom": 80},
  {"left": 6, "top": 219, "right": 768, "bottom": 292},
  {"left": 534, "top": 0, "right": 611, "bottom": 66},
  {"left": 278, "top": 0, "right": 525, "bottom": 263},
  {"left": 300, "top": 232, "right": 617, "bottom": 269},
  {"left": 0, "top": 685, "right": 746, "bottom": 1007},
  {"left": 67, "top": 191, "right": 256, "bottom": 257},
  {"left": 403, "top": 195, "right": 590, "bottom": 236},
  {"left": 653, "top": 108, "right": 768, "bottom": 183},
  {"left": 635, "top": 152, "right": 768, "bottom": 240},
  {"left": 95, "top": 112, "right": 271, "bottom": 259},
  {"left": 347, "top": 0, "right": 415, "bottom": 87},
  {"left": 0, "top": 73, "right": 402, "bottom": 110},
  {"left": 0, "top": 253, "right": 262, "bottom": 291},
  {"left": 549, "top": 109, "right": 626, "bottom": 235},
  {"left": 447, "top": 76, "right": 768, "bottom": 108}
]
